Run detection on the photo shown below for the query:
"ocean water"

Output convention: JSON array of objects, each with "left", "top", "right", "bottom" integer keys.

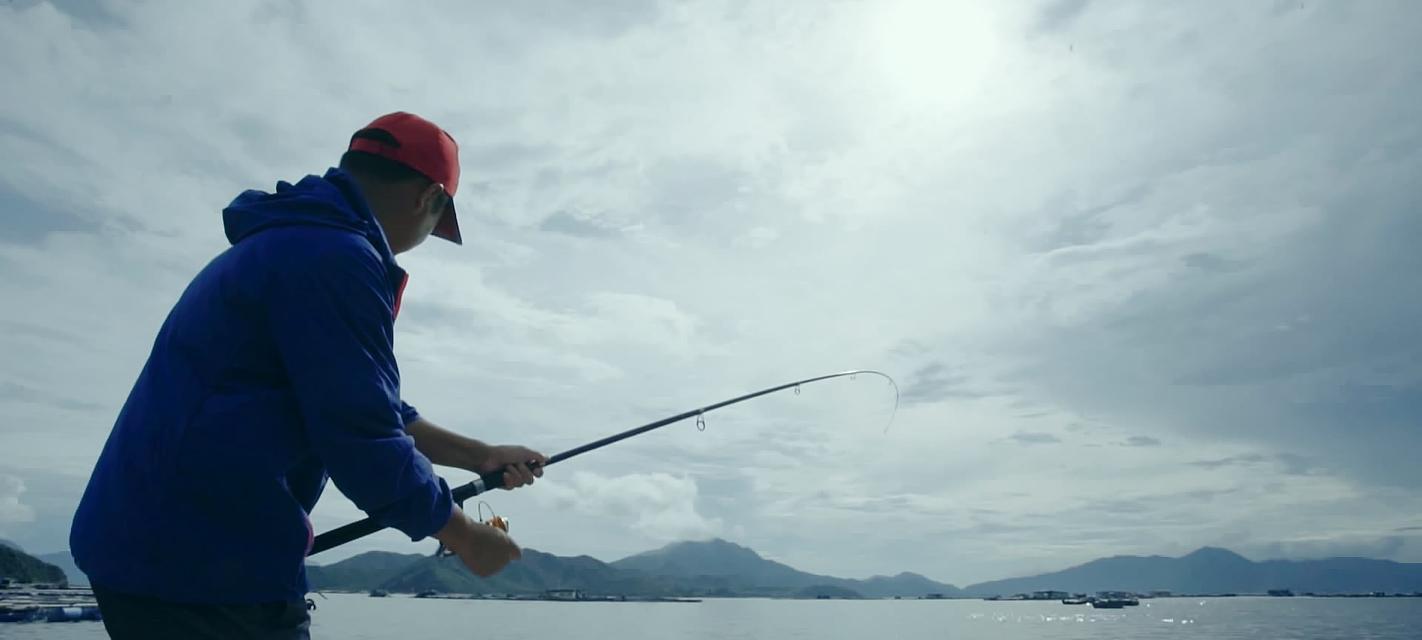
[{"left": 4, "top": 594, "right": 1419, "bottom": 639}]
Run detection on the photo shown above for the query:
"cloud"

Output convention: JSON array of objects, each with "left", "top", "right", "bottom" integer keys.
[
  {"left": 1275, "top": 453, "right": 1322, "bottom": 477},
  {"left": 1187, "top": 453, "right": 1325, "bottom": 477},
  {"left": 534, "top": 471, "right": 723, "bottom": 541},
  {"left": 1180, "top": 252, "right": 1244, "bottom": 273},
  {"left": 0, "top": 475, "right": 36, "bottom": 528},
  {"left": 1188, "top": 454, "right": 1268, "bottom": 470},
  {"left": 2, "top": 0, "right": 1421, "bottom": 584},
  {"left": 538, "top": 210, "right": 623, "bottom": 239},
  {"left": 0, "top": 185, "right": 90, "bottom": 242},
  {"left": 900, "top": 362, "right": 998, "bottom": 405},
  {"left": 0, "top": 380, "right": 105, "bottom": 413},
  {"left": 1245, "top": 534, "right": 1421, "bottom": 562},
  {"left": 1005, "top": 431, "right": 1062, "bottom": 446},
  {"left": 1035, "top": 0, "right": 1091, "bottom": 31}
]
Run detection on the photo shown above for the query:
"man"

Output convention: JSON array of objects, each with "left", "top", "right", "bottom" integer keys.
[{"left": 70, "top": 112, "right": 545, "bottom": 639}]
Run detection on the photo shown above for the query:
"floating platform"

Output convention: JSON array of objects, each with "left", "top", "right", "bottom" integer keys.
[{"left": 1, "top": 585, "right": 102, "bottom": 623}]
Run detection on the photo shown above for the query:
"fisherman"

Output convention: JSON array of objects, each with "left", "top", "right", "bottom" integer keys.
[{"left": 69, "top": 112, "right": 545, "bottom": 639}]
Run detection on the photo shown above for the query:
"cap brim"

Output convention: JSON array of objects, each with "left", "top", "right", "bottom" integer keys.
[{"left": 431, "top": 200, "right": 462, "bottom": 245}]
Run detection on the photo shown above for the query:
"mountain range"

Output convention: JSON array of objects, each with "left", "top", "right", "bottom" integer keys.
[
  {"left": 966, "top": 546, "right": 1422, "bottom": 595},
  {"left": 307, "top": 539, "right": 960, "bottom": 598},
  {"left": 307, "top": 539, "right": 1422, "bottom": 598},
  {"left": 7, "top": 538, "right": 1421, "bottom": 598}
]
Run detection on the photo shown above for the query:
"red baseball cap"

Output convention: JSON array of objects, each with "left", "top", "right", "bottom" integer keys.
[{"left": 348, "top": 112, "right": 463, "bottom": 245}]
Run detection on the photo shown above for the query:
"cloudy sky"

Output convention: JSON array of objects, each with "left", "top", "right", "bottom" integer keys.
[{"left": 2, "top": 0, "right": 1420, "bottom": 586}]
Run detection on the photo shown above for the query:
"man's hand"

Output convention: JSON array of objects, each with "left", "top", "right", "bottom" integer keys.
[
  {"left": 477, "top": 444, "right": 548, "bottom": 489},
  {"left": 434, "top": 507, "right": 521, "bottom": 578}
]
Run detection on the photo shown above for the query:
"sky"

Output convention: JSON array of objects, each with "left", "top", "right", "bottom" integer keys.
[{"left": 1, "top": 0, "right": 1420, "bottom": 586}]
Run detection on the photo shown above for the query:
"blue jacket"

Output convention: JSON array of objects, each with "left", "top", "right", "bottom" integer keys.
[{"left": 71, "top": 169, "right": 453, "bottom": 604}]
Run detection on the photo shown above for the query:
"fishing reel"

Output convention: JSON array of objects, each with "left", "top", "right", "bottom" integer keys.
[{"left": 434, "top": 500, "right": 508, "bottom": 558}]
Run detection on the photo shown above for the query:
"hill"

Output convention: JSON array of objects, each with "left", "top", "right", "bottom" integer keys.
[
  {"left": 0, "top": 545, "right": 67, "bottom": 585},
  {"left": 964, "top": 547, "right": 1422, "bottom": 595},
  {"left": 309, "top": 540, "right": 1422, "bottom": 599},
  {"left": 308, "top": 539, "right": 961, "bottom": 598},
  {"left": 611, "top": 539, "right": 962, "bottom": 598}
]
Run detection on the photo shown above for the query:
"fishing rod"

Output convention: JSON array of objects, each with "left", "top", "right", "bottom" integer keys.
[{"left": 309, "top": 369, "right": 898, "bottom": 556}]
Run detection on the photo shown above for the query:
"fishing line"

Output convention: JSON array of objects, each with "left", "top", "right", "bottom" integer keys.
[{"left": 310, "top": 369, "right": 898, "bottom": 556}]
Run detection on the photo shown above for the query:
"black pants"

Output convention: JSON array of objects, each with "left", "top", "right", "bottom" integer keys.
[{"left": 93, "top": 586, "right": 311, "bottom": 640}]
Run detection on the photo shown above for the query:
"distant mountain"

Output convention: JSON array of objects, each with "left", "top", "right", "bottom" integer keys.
[
  {"left": 307, "top": 551, "right": 423, "bottom": 592},
  {"left": 965, "top": 547, "right": 1422, "bottom": 596},
  {"left": 307, "top": 539, "right": 960, "bottom": 598},
  {"left": 857, "top": 571, "right": 960, "bottom": 597},
  {"left": 308, "top": 549, "right": 680, "bottom": 596},
  {"left": 0, "top": 545, "right": 67, "bottom": 585},
  {"left": 611, "top": 538, "right": 814, "bottom": 593},
  {"left": 387, "top": 549, "right": 681, "bottom": 596},
  {"left": 36, "top": 551, "right": 88, "bottom": 587},
  {"left": 311, "top": 540, "right": 1422, "bottom": 599},
  {"left": 612, "top": 539, "right": 962, "bottom": 598}
]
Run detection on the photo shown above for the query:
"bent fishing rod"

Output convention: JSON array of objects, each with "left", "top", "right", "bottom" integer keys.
[{"left": 309, "top": 369, "right": 898, "bottom": 556}]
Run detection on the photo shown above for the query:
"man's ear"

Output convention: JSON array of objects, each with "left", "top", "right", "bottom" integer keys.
[{"left": 418, "top": 182, "right": 447, "bottom": 216}]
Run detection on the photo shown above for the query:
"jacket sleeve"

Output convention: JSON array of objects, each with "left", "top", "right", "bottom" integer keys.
[{"left": 263, "top": 230, "right": 453, "bottom": 541}]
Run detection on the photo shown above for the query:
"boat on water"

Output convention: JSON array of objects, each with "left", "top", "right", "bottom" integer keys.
[
  {"left": 369, "top": 589, "right": 389, "bottom": 598},
  {"left": 1061, "top": 597, "right": 1090, "bottom": 605},
  {"left": 1090, "top": 598, "right": 1140, "bottom": 609},
  {"left": 1089, "top": 591, "right": 1140, "bottom": 608}
]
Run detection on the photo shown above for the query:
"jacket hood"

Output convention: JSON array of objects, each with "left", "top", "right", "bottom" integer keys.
[{"left": 222, "top": 168, "right": 395, "bottom": 262}]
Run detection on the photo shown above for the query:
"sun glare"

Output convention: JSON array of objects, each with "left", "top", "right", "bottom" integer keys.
[{"left": 868, "top": 0, "right": 1001, "bottom": 111}]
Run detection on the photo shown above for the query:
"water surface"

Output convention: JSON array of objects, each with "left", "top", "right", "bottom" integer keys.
[{"left": 6, "top": 594, "right": 1420, "bottom": 639}]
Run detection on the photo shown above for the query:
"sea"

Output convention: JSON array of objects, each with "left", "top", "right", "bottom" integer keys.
[{"left": 4, "top": 593, "right": 1420, "bottom": 639}]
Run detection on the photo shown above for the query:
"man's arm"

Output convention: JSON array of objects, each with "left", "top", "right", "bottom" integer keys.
[
  {"left": 405, "top": 416, "right": 546, "bottom": 488},
  {"left": 405, "top": 417, "right": 489, "bottom": 469},
  {"left": 263, "top": 231, "right": 451, "bottom": 541}
]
